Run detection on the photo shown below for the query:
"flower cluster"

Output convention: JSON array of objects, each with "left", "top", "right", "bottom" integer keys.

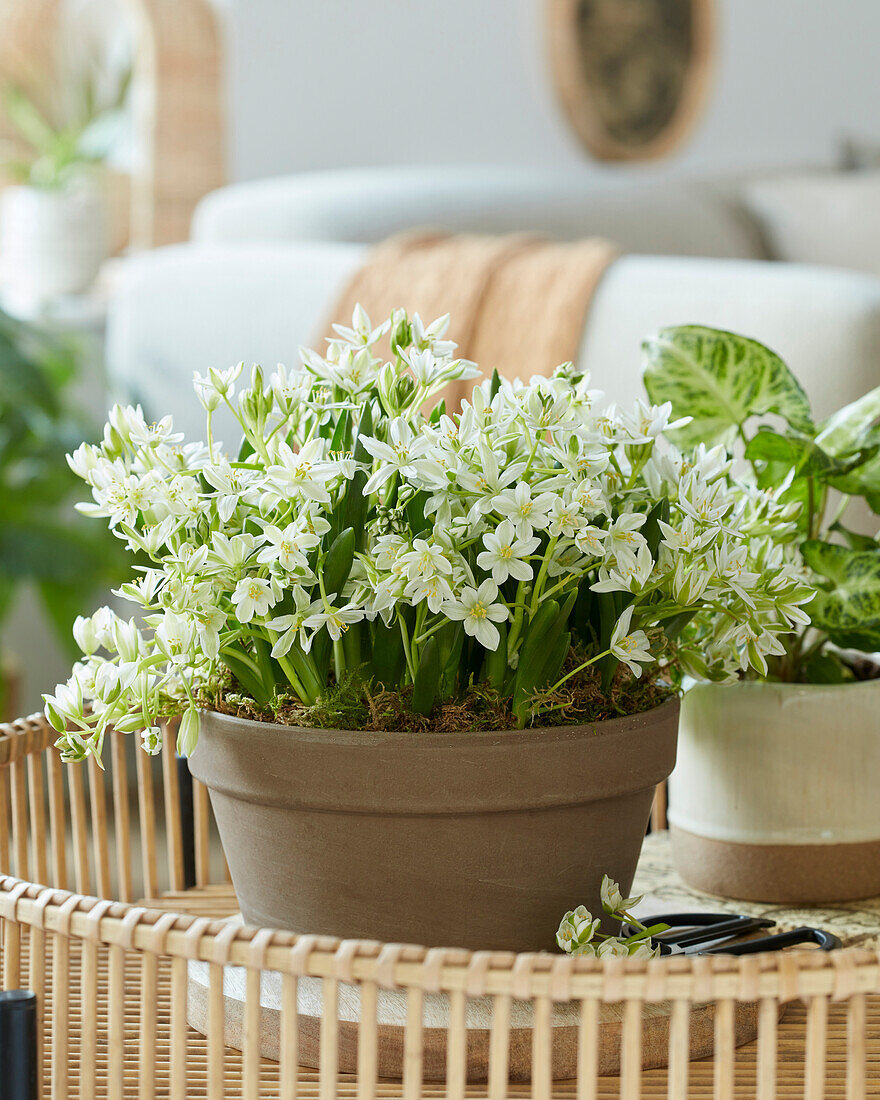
[
  {"left": 44, "top": 306, "right": 813, "bottom": 760},
  {"left": 556, "top": 876, "right": 664, "bottom": 959}
]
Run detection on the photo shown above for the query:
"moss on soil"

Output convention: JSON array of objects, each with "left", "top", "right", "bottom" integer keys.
[{"left": 202, "top": 648, "right": 673, "bottom": 733}]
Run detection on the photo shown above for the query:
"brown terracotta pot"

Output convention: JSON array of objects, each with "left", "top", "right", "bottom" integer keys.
[{"left": 188, "top": 698, "right": 679, "bottom": 951}]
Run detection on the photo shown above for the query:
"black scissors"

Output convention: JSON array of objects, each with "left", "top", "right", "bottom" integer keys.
[{"left": 622, "top": 912, "right": 841, "bottom": 956}]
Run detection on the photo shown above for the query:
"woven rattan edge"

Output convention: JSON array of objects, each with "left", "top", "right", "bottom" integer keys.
[{"left": 1, "top": 873, "right": 879, "bottom": 1004}]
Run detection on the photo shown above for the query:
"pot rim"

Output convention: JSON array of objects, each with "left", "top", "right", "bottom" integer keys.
[
  {"left": 687, "top": 677, "right": 880, "bottom": 697},
  {"left": 195, "top": 693, "right": 680, "bottom": 748},
  {"left": 189, "top": 696, "right": 680, "bottom": 815}
]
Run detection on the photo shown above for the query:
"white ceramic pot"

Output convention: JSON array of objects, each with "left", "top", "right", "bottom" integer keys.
[
  {"left": 0, "top": 183, "right": 108, "bottom": 309},
  {"left": 669, "top": 679, "right": 880, "bottom": 903}
]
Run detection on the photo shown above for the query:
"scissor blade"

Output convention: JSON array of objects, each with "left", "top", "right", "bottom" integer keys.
[{"left": 655, "top": 916, "right": 775, "bottom": 950}]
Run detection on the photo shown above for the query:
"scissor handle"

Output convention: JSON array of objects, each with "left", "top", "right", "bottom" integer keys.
[{"left": 705, "top": 926, "right": 842, "bottom": 955}]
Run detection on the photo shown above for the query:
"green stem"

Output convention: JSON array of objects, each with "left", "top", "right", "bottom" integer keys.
[
  {"left": 333, "top": 637, "right": 346, "bottom": 681},
  {"left": 529, "top": 537, "right": 558, "bottom": 615},
  {"left": 263, "top": 631, "right": 307, "bottom": 699},
  {"left": 398, "top": 614, "right": 416, "bottom": 683},
  {"left": 544, "top": 647, "right": 611, "bottom": 695}
]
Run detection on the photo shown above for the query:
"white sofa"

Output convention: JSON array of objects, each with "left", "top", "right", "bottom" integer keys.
[
  {"left": 15, "top": 166, "right": 880, "bottom": 716},
  {"left": 109, "top": 167, "right": 880, "bottom": 438}
]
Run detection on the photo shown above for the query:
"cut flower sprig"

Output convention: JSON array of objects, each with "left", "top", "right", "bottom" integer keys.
[
  {"left": 556, "top": 875, "right": 668, "bottom": 959},
  {"left": 44, "top": 306, "right": 813, "bottom": 761}
]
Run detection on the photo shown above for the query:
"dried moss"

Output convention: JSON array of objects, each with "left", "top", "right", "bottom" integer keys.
[{"left": 203, "top": 649, "right": 673, "bottom": 733}]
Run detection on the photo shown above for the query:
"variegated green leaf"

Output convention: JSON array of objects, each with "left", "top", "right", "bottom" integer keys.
[
  {"left": 642, "top": 326, "right": 813, "bottom": 449},
  {"left": 801, "top": 539, "right": 880, "bottom": 640},
  {"left": 827, "top": 451, "right": 880, "bottom": 506},
  {"left": 817, "top": 385, "right": 880, "bottom": 457}
]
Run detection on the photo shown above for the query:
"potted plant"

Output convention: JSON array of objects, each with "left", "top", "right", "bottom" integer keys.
[
  {"left": 0, "top": 64, "right": 129, "bottom": 311},
  {"left": 644, "top": 324, "right": 880, "bottom": 903},
  {"left": 0, "top": 304, "right": 124, "bottom": 718},
  {"left": 44, "top": 308, "right": 809, "bottom": 950}
]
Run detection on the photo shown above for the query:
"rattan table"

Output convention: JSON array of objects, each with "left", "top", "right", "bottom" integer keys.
[{"left": 1, "top": 712, "right": 879, "bottom": 1098}]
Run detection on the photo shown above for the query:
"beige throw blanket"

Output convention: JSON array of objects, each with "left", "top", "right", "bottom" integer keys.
[{"left": 322, "top": 232, "right": 620, "bottom": 408}]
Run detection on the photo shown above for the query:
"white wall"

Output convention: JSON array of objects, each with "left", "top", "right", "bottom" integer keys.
[{"left": 224, "top": 0, "right": 880, "bottom": 183}]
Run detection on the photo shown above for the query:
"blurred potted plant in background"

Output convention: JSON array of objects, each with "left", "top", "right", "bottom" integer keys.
[
  {"left": 643, "top": 325, "right": 880, "bottom": 905},
  {"left": 0, "top": 305, "right": 124, "bottom": 717},
  {"left": 0, "top": 58, "right": 130, "bottom": 312}
]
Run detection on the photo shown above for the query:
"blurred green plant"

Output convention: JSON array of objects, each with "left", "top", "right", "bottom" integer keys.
[
  {"left": 0, "top": 306, "right": 125, "bottom": 711},
  {"left": 0, "top": 64, "right": 131, "bottom": 189}
]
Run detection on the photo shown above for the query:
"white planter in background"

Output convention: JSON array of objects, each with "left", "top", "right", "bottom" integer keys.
[
  {"left": 0, "top": 183, "right": 108, "bottom": 311},
  {"left": 669, "top": 679, "right": 880, "bottom": 903}
]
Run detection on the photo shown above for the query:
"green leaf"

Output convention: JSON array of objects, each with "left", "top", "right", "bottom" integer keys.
[
  {"left": 659, "top": 608, "right": 699, "bottom": 641},
  {"left": 829, "top": 522, "right": 878, "bottom": 552},
  {"left": 532, "top": 630, "right": 570, "bottom": 699},
  {"left": 744, "top": 429, "right": 837, "bottom": 478},
  {"left": 828, "top": 451, "right": 880, "bottom": 501},
  {"left": 642, "top": 326, "right": 813, "bottom": 449},
  {"left": 321, "top": 528, "right": 355, "bottom": 600},
  {"left": 516, "top": 601, "right": 561, "bottom": 684},
  {"left": 572, "top": 579, "right": 594, "bottom": 647},
  {"left": 817, "top": 385, "right": 880, "bottom": 457},
  {"left": 411, "top": 636, "right": 441, "bottom": 716},
  {"left": 802, "top": 652, "right": 855, "bottom": 684},
  {"left": 405, "top": 491, "right": 431, "bottom": 536},
  {"left": 597, "top": 591, "right": 629, "bottom": 690},
  {"left": 329, "top": 409, "right": 351, "bottom": 454},
  {"left": 801, "top": 540, "right": 880, "bottom": 642},
  {"left": 370, "top": 621, "right": 406, "bottom": 689},
  {"left": 482, "top": 620, "right": 507, "bottom": 689},
  {"left": 513, "top": 600, "right": 561, "bottom": 721},
  {"left": 219, "top": 644, "right": 271, "bottom": 704},
  {"left": 641, "top": 499, "right": 670, "bottom": 559}
]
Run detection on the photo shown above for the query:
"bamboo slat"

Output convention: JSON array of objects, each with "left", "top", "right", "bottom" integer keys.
[
  {"left": 88, "top": 755, "right": 112, "bottom": 898},
  {"left": 67, "top": 762, "right": 91, "bottom": 895},
  {"left": 47, "top": 749, "right": 68, "bottom": 889},
  {"left": 111, "top": 734, "right": 133, "bottom": 903},
  {"left": 135, "top": 747, "right": 159, "bottom": 901},
  {"left": 11, "top": 756, "right": 28, "bottom": 880},
  {"left": 162, "top": 727, "right": 185, "bottom": 892},
  {"left": 27, "top": 753, "right": 48, "bottom": 885}
]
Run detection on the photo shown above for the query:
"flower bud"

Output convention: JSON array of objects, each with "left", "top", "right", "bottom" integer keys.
[
  {"left": 390, "top": 315, "right": 412, "bottom": 355},
  {"left": 177, "top": 708, "right": 200, "bottom": 757},
  {"left": 73, "top": 615, "right": 100, "bottom": 655}
]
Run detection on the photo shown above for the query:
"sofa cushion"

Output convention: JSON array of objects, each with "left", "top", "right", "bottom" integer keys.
[
  {"left": 743, "top": 171, "right": 880, "bottom": 275},
  {"left": 192, "top": 166, "right": 766, "bottom": 260}
]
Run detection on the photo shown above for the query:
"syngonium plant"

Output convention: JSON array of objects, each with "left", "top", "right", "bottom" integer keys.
[
  {"left": 643, "top": 325, "right": 880, "bottom": 682},
  {"left": 44, "top": 308, "right": 813, "bottom": 762}
]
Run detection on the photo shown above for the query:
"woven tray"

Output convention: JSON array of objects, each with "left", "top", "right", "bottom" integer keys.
[{"left": 1, "top": 713, "right": 879, "bottom": 1098}]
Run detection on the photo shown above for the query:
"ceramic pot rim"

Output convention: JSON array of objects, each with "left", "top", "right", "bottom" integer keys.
[
  {"left": 196, "top": 693, "right": 680, "bottom": 748},
  {"left": 687, "top": 677, "right": 880, "bottom": 699},
  {"left": 189, "top": 696, "right": 679, "bottom": 815}
]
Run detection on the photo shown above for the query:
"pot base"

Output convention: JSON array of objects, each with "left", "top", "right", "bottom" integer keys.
[
  {"left": 672, "top": 826, "right": 880, "bottom": 904},
  {"left": 186, "top": 940, "right": 771, "bottom": 1080}
]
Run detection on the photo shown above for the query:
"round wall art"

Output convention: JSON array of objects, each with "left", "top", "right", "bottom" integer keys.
[{"left": 546, "top": 0, "right": 714, "bottom": 162}]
